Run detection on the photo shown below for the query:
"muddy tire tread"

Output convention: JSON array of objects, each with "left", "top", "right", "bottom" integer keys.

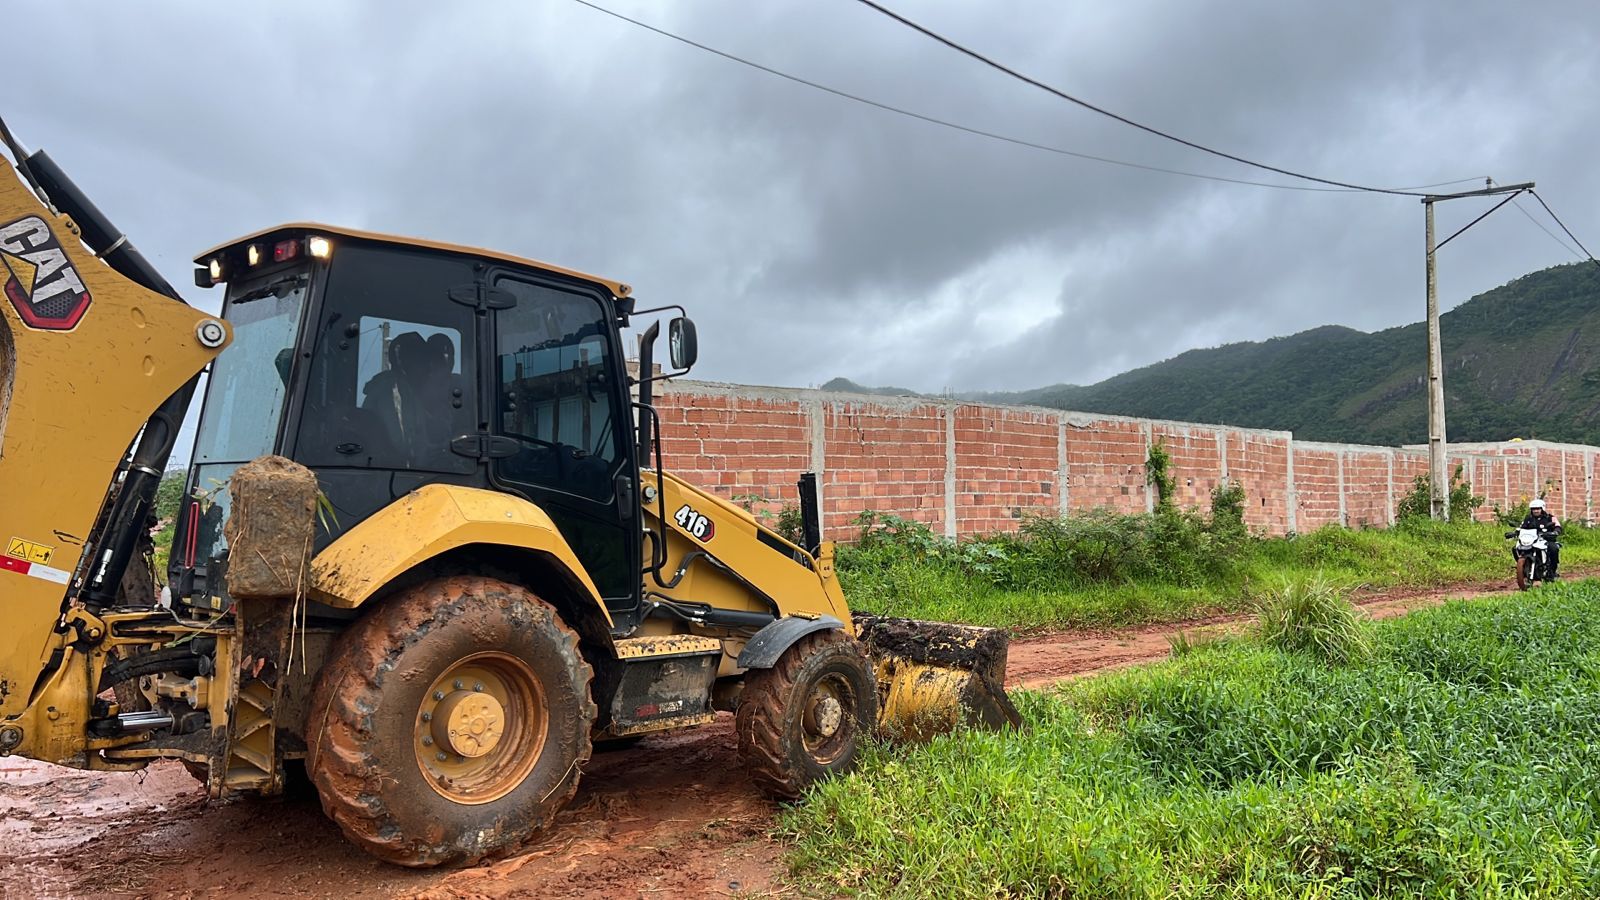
[
  {"left": 735, "top": 630, "right": 871, "bottom": 801},
  {"left": 306, "top": 576, "right": 595, "bottom": 867}
]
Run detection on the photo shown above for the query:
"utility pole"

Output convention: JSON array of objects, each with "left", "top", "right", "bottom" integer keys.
[{"left": 1422, "top": 181, "right": 1534, "bottom": 520}]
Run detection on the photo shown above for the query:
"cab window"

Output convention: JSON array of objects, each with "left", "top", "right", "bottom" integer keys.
[
  {"left": 296, "top": 246, "right": 477, "bottom": 474},
  {"left": 493, "top": 278, "right": 621, "bottom": 501}
]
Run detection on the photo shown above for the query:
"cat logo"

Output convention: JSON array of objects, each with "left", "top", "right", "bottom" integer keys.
[{"left": 0, "top": 215, "right": 92, "bottom": 331}]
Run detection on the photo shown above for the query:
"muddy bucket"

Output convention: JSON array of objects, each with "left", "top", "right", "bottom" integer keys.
[{"left": 855, "top": 615, "right": 1023, "bottom": 741}]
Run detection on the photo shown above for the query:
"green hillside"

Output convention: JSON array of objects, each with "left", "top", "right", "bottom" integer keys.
[{"left": 840, "top": 262, "right": 1600, "bottom": 446}]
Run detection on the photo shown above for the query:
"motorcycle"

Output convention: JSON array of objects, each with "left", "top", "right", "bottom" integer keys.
[{"left": 1505, "top": 527, "right": 1557, "bottom": 590}]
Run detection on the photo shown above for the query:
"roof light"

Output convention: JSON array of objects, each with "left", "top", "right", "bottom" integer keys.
[
  {"left": 247, "top": 244, "right": 262, "bottom": 266},
  {"left": 307, "top": 235, "right": 332, "bottom": 259},
  {"left": 208, "top": 258, "right": 223, "bottom": 282},
  {"left": 272, "top": 239, "right": 300, "bottom": 263}
]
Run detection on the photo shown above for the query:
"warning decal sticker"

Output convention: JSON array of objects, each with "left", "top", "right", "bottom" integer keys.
[{"left": 5, "top": 536, "right": 53, "bottom": 565}]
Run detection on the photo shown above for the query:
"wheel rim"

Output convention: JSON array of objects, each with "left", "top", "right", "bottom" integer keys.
[
  {"left": 800, "top": 672, "right": 857, "bottom": 765},
  {"left": 415, "top": 652, "right": 547, "bottom": 805}
]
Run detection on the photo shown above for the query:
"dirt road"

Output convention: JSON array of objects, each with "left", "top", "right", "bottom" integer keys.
[{"left": 0, "top": 575, "right": 1535, "bottom": 899}]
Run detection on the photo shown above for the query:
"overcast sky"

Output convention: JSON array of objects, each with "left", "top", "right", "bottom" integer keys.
[{"left": 13, "top": 1, "right": 1599, "bottom": 405}]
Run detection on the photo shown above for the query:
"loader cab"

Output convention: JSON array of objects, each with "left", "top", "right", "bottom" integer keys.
[{"left": 174, "top": 226, "right": 655, "bottom": 628}]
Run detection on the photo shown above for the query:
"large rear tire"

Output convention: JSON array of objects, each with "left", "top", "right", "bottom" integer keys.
[
  {"left": 306, "top": 576, "right": 595, "bottom": 867},
  {"left": 736, "top": 630, "right": 878, "bottom": 801}
]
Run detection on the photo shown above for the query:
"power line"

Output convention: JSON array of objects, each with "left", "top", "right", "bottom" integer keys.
[
  {"left": 1527, "top": 190, "right": 1600, "bottom": 270},
  {"left": 568, "top": 0, "right": 1483, "bottom": 195},
  {"left": 1511, "top": 197, "right": 1583, "bottom": 259},
  {"left": 1432, "top": 189, "right": 1526, "bottom": 253},
  {"left": 851, "top": 0, "right": 1443, "bottom": 197}
]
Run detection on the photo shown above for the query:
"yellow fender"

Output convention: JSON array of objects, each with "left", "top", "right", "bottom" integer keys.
[{"left": 310, "top": 485, "right": 613, "bottom": 633}]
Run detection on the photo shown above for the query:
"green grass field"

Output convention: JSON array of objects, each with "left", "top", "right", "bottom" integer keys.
[
  {"left": 785, "top": 580, "right": 1600, "bottom": 898},
  {"left": 838, "top": 514, "right": 1599, "bottom": 633}
]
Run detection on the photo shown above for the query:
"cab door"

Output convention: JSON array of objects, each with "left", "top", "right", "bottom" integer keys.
[{"left": 486, "top": 273, "right": 640, "bottom": 619}]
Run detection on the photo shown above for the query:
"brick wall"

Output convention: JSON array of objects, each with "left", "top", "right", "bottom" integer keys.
[
  {"left": 824, "top": 398, "right": 948, "bottom": 537},
  {"left": 953, "top": 405, "right": 1059, "bottom": 536},
  {"left": 656, "top": 381, "right": 1600, "bottom": 539}
]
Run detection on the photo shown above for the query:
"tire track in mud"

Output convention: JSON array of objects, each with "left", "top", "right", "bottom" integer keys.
[
  {"left": 2, "top": 719, "right": 780, "bottom": 900},
  {"left": 1, "top": 574, "right": 1552, "bottom": 899}
]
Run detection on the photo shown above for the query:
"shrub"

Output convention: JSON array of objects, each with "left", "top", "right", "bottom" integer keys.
[
  {"left": 1491, "top": 502, "right": 1525, "bottom": 528},
  {"left": 1255, "top": 575, "right": 1372, "bottom": 664},
  {"left": 773, "top": 503, "right": 806, "bottom": 546},
  {"left": 845, "top": 500, "right": 1256, "bottom": 598},
  {"left": 730, "top": 492, "right": 809, "bottom": 546},
  {"left": 1209, "top": 478, "right": 1247, "bottom": 533},
  {"left": 1014, "top": 509, "right": 1149, "bottom": 585},
  {"left": 1145, "top": 506, "right": 1218, "bottom": 586},
  {"left": 852, "top": 509, "right": 944, "bottom": 559},
  {"left": 1395, "top": 464, "right": 1484, "bottom": 522}
]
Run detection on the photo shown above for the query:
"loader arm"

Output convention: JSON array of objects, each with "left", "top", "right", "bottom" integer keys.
[
  {"left": 638, "top": 469, "right": 1020, "bottom": 735},
  {"left": 641, "top": 470, "right": 853, "bottom": 636},
  {"left": 0, "top": 155, "right": 227, "bottom": 746}
]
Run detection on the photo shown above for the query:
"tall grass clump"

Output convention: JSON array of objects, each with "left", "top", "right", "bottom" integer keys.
[{"left": 1254, "top": 576, "right": 1371, "bottom": 664}]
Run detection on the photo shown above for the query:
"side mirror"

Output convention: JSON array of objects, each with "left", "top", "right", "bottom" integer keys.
[{"left": 669, "top": 316, "right": 698, "bottom": 371}]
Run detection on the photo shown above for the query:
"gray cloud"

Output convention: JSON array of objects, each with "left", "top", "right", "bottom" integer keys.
[{"left": 10, "top": 0, "right": 1598, "bottom": 411}]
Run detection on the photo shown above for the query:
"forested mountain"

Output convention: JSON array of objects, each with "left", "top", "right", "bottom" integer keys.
[{"left": 829, "top": 262, "right": 1600, "bottom": 445}]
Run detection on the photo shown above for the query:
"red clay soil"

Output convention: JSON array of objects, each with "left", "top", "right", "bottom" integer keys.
[{"left": 0, "top": 573, "right": 1547, "bottom": 899}]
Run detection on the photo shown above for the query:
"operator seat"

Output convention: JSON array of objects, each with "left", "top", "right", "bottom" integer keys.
[
  {"left": 421, "top": 332, "right": 466, "bottom": 450},
  {"left": 360, "top": 331, "right": 429, "bottom": 464}
]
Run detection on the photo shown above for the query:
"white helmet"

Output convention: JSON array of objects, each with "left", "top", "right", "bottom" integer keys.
[{"left": 1530, "top": 498, "right": 1547, "bottom": 510}]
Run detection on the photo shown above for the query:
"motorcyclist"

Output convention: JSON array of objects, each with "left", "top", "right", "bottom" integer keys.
[{"left": 1519, "top": 498, "right": 1563, "bottom": 580}]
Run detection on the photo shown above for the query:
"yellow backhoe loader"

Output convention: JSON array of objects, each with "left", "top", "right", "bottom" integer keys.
[{"left": 0, "top": 117, "right": 1018, "bottom": 866}]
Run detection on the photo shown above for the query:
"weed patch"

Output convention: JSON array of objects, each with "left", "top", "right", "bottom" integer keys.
[
  {"left": 840, "top": 504, "right": 1600, "bottom": 632},
  {"left": 785, "top": 581, "right": 1600, "bottom": 898}
]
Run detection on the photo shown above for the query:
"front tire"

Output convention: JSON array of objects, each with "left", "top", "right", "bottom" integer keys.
[
  {"left": 736, "top": 630, "right": 878, "bottom": 800},
  {"left": 1516, "top": 555, "right": 1532, "bottom": 590},
  {"left": 306, "top": 576, "right": 595, "bottom": 867}
]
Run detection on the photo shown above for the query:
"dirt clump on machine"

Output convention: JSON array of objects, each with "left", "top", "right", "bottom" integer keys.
[
  {"left": 855, "top": 615, "right": 1022, "bottom": 739},
  {"left": 223, "top": 455, "right": 319, "bottom": 600}
]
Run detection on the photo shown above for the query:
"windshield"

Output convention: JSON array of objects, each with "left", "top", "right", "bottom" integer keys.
[{"left": 192, "top": 274, "right": 308, "bottom": 464}]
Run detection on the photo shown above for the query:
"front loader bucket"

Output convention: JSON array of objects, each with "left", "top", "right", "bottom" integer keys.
[{"left": 855, "top": 615, "right": 1023, "bottom": 741}]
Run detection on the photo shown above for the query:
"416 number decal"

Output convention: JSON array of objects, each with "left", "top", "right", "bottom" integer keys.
[{"left": 673, "top": 504, "right": 716, "bottom": 541}]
